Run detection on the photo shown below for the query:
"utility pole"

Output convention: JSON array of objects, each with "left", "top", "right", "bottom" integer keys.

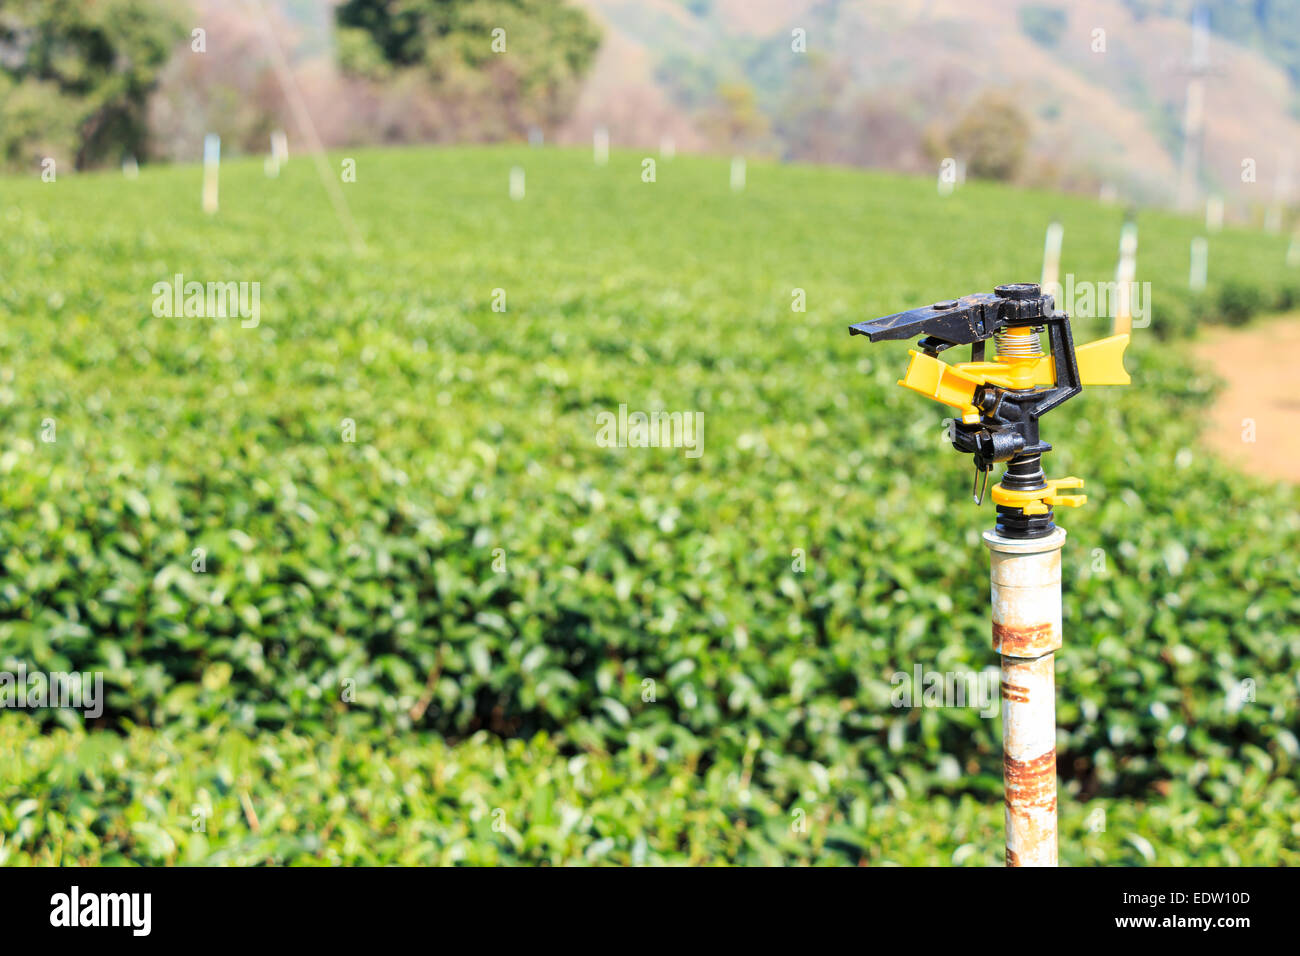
[
  {"left": 1175, "top": 7, "right": 1212, "bottom": 213},
  {"left": 850, "top": 283, "right": 1130, "bottom": 866},
  {"left": 1266, "top": 150, "right": 1293, "bottom": 234}
]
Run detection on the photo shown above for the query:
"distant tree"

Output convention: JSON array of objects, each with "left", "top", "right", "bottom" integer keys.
[
  {"left": 147, "top": 4, "right": 289, "bottom": 164},
  {"left": 935, "top": 92, "right": 1031, "bottom": 182},
  {"left": 334, "top": 0, "right": 600, "bottom": 135},
  {"left": 700, "top": 81, "right": 770, "bottom": 152},
  {"left": 0, "top": 0, "right": 183, "bottom": 171}
]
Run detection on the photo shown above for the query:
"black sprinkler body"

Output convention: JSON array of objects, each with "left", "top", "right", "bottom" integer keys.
[{"left": 850, "top": 283, "right": 1131, "bottom": 538}]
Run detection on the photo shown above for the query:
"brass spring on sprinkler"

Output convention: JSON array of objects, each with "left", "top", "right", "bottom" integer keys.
[{"left": 994, "top": 326, "right": 1045, "bottom": 358}]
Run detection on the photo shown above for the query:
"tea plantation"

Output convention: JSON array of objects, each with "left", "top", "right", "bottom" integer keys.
[{"left": 1, "top": 147, "right": 1297, "bottom": 864}]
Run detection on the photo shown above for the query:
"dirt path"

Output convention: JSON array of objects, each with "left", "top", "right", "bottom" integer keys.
[{"left": 1192, "top": 317, "right": 1300, "bottom": 483}]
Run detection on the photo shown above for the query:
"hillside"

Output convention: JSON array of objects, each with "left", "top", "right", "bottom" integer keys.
[{"left": 562, "top": 0, "right": 1300, "bottom": 211}]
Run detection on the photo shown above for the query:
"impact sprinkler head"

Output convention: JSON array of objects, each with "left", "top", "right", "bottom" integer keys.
[{"left": 850, "top": 283, "right": 1131, "bottom": 538}]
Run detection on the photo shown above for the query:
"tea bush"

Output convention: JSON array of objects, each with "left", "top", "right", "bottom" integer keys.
[
  {"left": 0, "top": 147, "right": 1296, "bottom": 863},
  {"left": 3, "top": 718, "right": 1293, "bottom": 865}
]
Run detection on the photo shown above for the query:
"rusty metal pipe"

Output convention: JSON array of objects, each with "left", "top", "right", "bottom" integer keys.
[{"left": 983, "top": 527, "right": 1066, "bottom": 867}]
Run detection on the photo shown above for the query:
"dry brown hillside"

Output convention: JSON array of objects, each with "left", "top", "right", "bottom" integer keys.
[{"left": 561, "top": 0, "right": 1300, "bottom": 214}]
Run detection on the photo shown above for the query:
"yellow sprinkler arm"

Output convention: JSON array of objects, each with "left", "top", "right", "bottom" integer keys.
[{"left": 899, "top": 333, "right": 1131, "bottom": 423}]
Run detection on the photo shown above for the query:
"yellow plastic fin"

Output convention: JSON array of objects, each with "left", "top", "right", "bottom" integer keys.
[
  {"left": 898, "top": 350, "right": 981, "bottom": 422},
  {"left": 1071, "top": 334, "right": 1130, "bottom": 385},
  {"left": 898, "top": 335, "right": 1129, "bottom": 420}
]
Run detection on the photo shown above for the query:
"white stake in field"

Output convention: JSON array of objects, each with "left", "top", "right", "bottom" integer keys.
[
  {"left": 730, "top": 156, "right": 746, "bottom": 192},
  {"left": 1205, "top": 195, "right": 1223, "bottom": 233},
  {"left": 266, "top": 129, "right": 289, "bottom": 178},
  {"left": 1190, "top": 237, "right": 1208, "bottom": 291},
  {"left": 1041, "top": 222, "right": 1064, "bottom": 290},
  {"left": 202, "top": 133, "right": 220, "bottom": 214}
]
